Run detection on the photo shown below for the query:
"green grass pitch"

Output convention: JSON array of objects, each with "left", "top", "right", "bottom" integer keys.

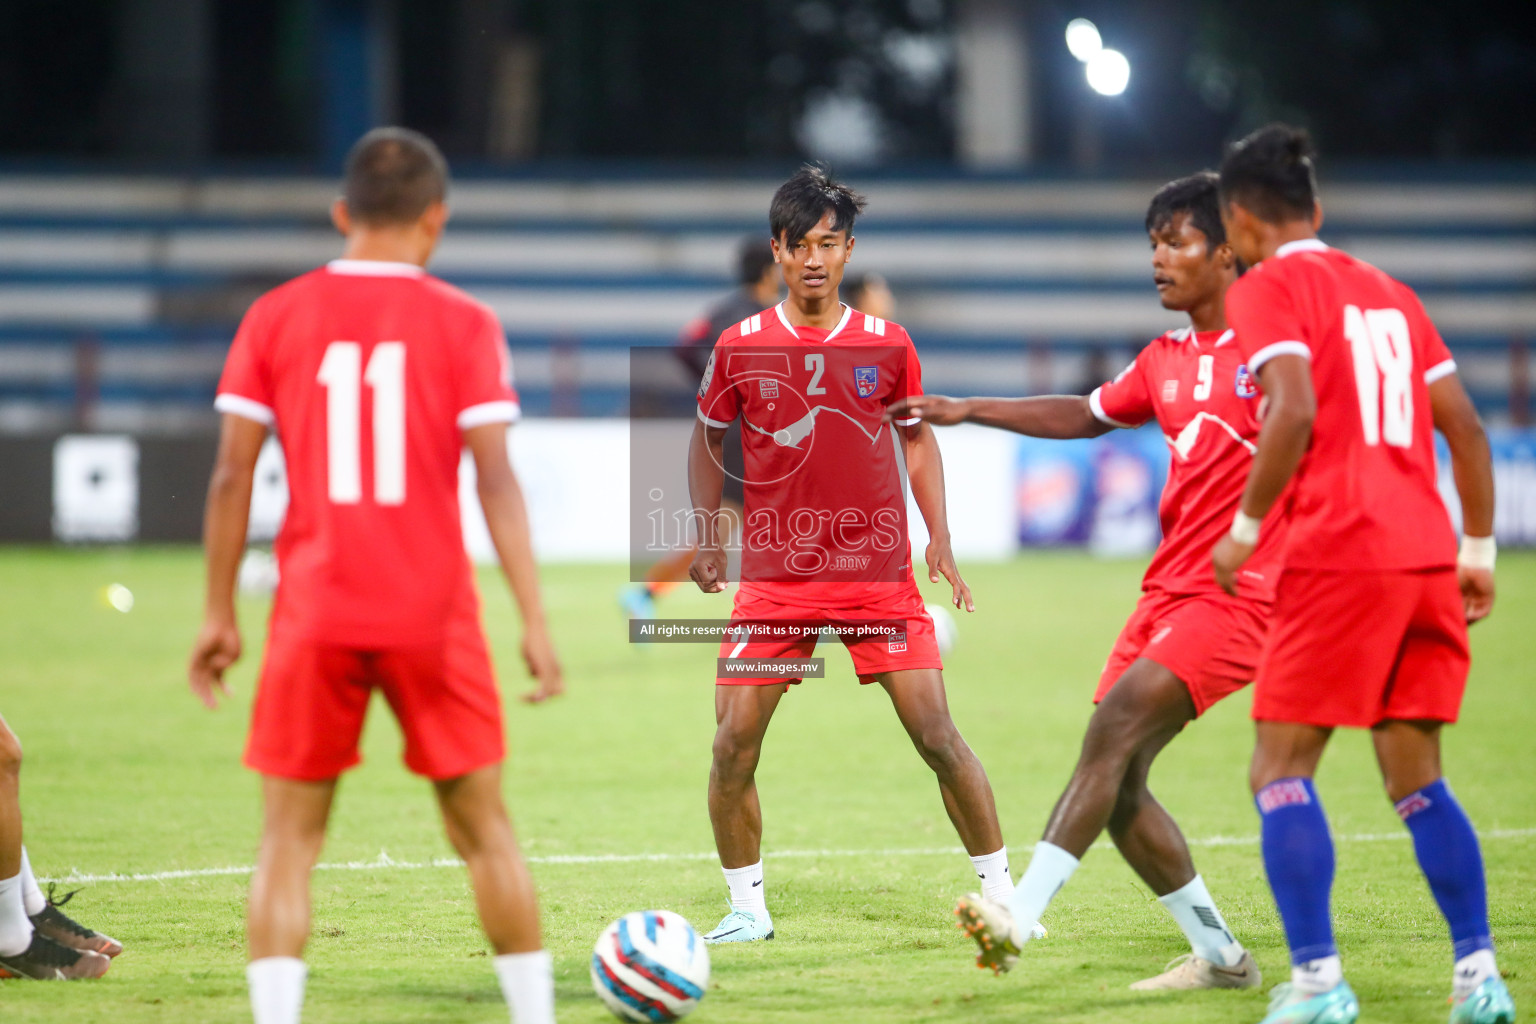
[{"left": 0, "top": 547, "right": 1531, "bottom": 1023}]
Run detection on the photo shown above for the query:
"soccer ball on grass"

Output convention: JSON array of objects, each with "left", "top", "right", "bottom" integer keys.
[{"left": 591, "top": 910, "right": 710, "bottom": 1022}]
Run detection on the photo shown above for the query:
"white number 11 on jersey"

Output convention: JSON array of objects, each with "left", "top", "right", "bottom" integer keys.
[{"left": 317, "top": 341, "right": 406, "bottom": 505}]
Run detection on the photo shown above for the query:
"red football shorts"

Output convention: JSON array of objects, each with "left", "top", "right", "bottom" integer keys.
[
  {"left": 1254, "top": 567, "right": 1469, "bottom": 728},
  {"left": 716, "top": 583, "right": 943, "bottom": 685},
  {"left": 244, "top": 614, "right": 504, "bottom": 782},
  {"left": 1097, "top": 589, "right": 1268, "bottom": 716}
]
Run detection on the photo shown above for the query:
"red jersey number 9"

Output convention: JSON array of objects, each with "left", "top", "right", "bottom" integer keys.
[{"left": 317, "top": 341, "right": 407, "bottom": 505}]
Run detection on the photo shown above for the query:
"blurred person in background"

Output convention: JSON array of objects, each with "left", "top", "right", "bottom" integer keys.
[
  {"left": 843, "top": 272, "right": 895, "bottom": 322},
  {"left": 621, "top": 236, "right": 779, "bottom": 618}
]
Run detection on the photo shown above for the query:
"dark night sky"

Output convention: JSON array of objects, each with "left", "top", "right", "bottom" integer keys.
[{"left": 0, "top": 0, "right": 1532, "bottom": 168}]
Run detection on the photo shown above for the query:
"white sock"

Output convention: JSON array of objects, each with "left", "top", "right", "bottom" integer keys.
[
  {"left": 1292, "top": 954, "right": 1343, "bottom": 995},
  {"left": 18, "top": 848, "right": 45, "bottom": 916},
  {"left": 493, "top": 950, "right": 555, "bottom": 1024},
  {"left": 0, "top": 871, "right": 33, "bottom": 956},
  {"left": 969, "top": 847, "right": 1013, "bottom": 905},
  {"left": 1158, "top": 875, "right": 1245, "bottom": 967},
  {"left": 723, "top": 860, "right": 767, "bottom": 916},
  {"left": 1007, "top": 841, "right": 1078, "bottom": 939},
  {"left": 247, "top": 956, "right": 307, "bottom": 1024},
  {"left": 1454, "top": 949, "right": 1498, "bottom": 1000}
]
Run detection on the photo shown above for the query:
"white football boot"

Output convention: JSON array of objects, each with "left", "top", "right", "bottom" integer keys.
[
  {"left": 954, "top": 893, "right": 1028, "bottom": 975},
  {"left": 703, "top": 907, "right": 774, "bottom": 944},
  {"left": 1130, "top": 951, "right": 1263, "bottom": 990}
]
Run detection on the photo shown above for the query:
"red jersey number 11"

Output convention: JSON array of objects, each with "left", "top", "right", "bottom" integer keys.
[{"left": 317, "top": 341, "right": 407, "bottom": 505}]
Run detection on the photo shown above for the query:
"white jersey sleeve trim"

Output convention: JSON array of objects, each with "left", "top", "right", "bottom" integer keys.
[
  {"left": 892, "top": 416, "right": 921, "bottom": 426},
  {"left": 697, "top": 406, "right": 734, "bottom": 429},
  {"left": 458, "top": 400, "right": 522, "bottom": 430},
  {"left": 1424, "top": 359, "right": 1458, "bottom": 384},
  {"left": 214, "top": 393, "right": 276, "bottom": 427},
  {"left": 1249, "top": 340, "right": 1312, "bottom": 373},
  {"left": 1088, "top": 387, "right": 1136, "bottom": 429}
]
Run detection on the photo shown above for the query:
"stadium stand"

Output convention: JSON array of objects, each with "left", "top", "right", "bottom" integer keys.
[{"left": 0, "top": 174, "right": 1531, "bottom": 430}]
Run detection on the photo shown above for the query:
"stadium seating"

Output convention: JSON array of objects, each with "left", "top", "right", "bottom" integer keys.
[{"left": 0, "top": 173, "right": 1530, "bottom": 429}]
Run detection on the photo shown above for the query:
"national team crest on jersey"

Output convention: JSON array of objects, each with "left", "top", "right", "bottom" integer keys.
[
  {"left": 1235, "top": 363, "right": 1258, "bottom": 399},
  {"left": 854, "top": 365, "right": 879, "bottom": 397}
]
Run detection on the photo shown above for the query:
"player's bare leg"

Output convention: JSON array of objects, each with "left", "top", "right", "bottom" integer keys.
[
  {"left": 0, "top": 715, "right": 110, "bottom": 981},
  {"left": 879, "top": 669, "right": 1002, "bottom": 855},
  {"left": 1044, "top": 660, "right": 1192, "bottom": 859},
  {"left": 1107, "top": 726, "right": 1258, "bottom": 989},
  {"left": 704, "top": 682, "right": 786, "bottom": 942},
  {"left": 879, "top": 667, "right": 1036, "bottom": 969},
  {"left": 435, "top": 764, "right": 554, "bottom": 1024},
  {"left": 246, "top": 775, "right": 334, "bottom": 1024},
  {"left": 0, "top": 715, "right": 23, "bottom": 891},
  {"left": 960, "top": 660, "right": 1253, "bottom": 983},
  {"left": 709, "top": 682, "right": 787, "bottom": 868},
  {"left": 434, "top": 765, "right": 541, "bottom": 952},
  {"left": 1106, "top": 743, "right": 1192, "bottom": 893}
]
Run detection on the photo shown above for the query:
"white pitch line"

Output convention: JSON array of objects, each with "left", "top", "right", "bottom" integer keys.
[{"left": 40, "top": 827, "right": 1536, "bottom": 887}]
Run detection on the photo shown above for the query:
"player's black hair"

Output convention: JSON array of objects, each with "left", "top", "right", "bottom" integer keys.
[
  {"left": 736, "top": 235, "right": 777, "bottom": 284},
  {"left": 768, "top": 164, "right": 867, "bottom": 245},
  {"left": 343, "top": 127, "right": 450, "bottom": 226},
  {"left": 1145, "top": 171, "right": 1227, "bottom": 251},
  {"left": 1218, "top": 123, "right": 1318, "bottom": 223}
]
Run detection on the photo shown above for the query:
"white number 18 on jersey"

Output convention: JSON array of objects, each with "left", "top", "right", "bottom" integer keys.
[{"left": 1344, "top": 304, "right": 1413, "bottom": 448}]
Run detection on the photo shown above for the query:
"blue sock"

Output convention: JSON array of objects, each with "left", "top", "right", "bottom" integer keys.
[
  {"left": 1396, "top": 778, "right": 1494, "bottom": 960},
  {"left": 1256, "top": 777, "right": 1337, "bottom": 965}
]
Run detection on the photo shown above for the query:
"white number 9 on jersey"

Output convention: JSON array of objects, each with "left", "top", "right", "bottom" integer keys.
[{"left": 1344, "top": 305, "right": 1413, "bottom": 448}]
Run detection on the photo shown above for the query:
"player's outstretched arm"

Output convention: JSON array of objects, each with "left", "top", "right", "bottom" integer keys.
[
  {"left": 1213, "top": 353, "right": 1315, "bottom": 594},
  {"left": 189, "top": 413, "right": 266, "bottom": 709},
  {"left": 903, "top": 421, "right": 974, "bottom": 612},
  {"left": 465, "top": 422, "right": 565, "bottom": 704},
  {"left": 1430, "top": 373, "right": 1497, "bottom": 622},
  {"left": 687, "top": 419, "right": 730, "bottom": 593},
  {"left": 885, "top": 394, "right": 1112, "bottom": 439}
]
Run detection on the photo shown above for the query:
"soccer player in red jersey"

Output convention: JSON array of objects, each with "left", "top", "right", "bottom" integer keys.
[
  {"left": 894, "top": 172, "right": 1265, "bottom": 988},
  {"left": 188, "top": 129, "right": 562, "bottom": 1024},
  {"left": 1212, "top": 125, "right": 1509, "bottom": 1024},
  {"left": 688, "top": 166, "right": 1016, "bottom": 944}
]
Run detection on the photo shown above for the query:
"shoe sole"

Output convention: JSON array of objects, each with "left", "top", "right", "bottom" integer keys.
[{"left": 953, "top": 897, "right": 1016, "bottom": 976}]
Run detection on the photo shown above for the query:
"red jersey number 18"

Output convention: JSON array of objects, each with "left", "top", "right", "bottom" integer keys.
[
  {"left": 1344, "top": 304, "right": 1413, "bottom": 449},
  {"left": 317, "top": 341, "right": 407, "bottom": 505}
]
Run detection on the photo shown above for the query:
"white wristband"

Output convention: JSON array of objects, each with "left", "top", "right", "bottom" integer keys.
[
  {"left": 1459, "top": 534, "right": 1496, "bottom": 571},
  {"left": 1230, "top": 510, "right": 1262, "bottom": 545}
]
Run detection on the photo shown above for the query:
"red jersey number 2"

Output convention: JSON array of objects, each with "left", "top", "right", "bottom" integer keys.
[
  {"left": 1344, "top": 305, "right": 1413, "bottom": 449},
  {"left": 317, "top": 341, "right": 407, "bottom": 505}
]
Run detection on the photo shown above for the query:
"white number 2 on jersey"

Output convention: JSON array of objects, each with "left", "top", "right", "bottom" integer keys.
[
  {"left": 317, "top": 341, "right": 407, "bottom": 505},
  {"left": 1343, "top": 305, "right": 1413, "bottom": 448},
  {"left": 804, "top": 352, "right": 826, "bottom": 395},
  {"left": 1192, "top": 354, "right": 1214, "bottom": 401}
]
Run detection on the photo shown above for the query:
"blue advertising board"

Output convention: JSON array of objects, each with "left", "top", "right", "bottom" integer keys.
[{"left": 1015, "top": 425, "right": 1536, "bottom": 552}]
